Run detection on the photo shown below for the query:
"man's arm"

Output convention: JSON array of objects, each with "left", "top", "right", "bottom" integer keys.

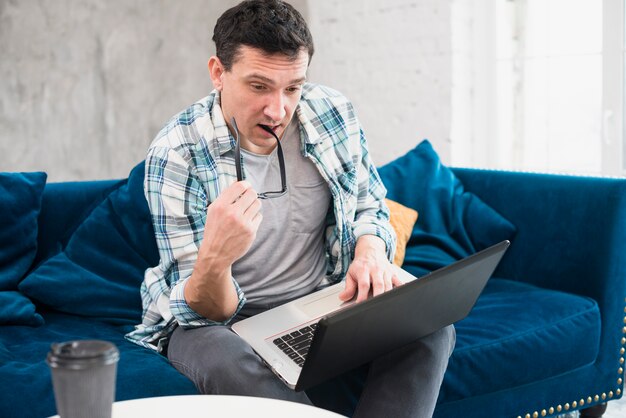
[
  {"left": 184, "top": 181, "right": 262, "bottom": 321},
  {"left": 145, "top": 147, "right": 260, "bottom": 326},
  {"left": 338, "top": 129, "right": 400, "bottom": 302}
]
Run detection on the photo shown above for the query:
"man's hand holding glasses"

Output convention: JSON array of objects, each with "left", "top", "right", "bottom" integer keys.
[{"left": 183, "top": 115, "right": 290, "bottom": 321}]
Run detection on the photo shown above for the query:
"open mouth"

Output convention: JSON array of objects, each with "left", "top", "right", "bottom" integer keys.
[{"left": 259, "top": 124, "right": 281, "bottom": 135}]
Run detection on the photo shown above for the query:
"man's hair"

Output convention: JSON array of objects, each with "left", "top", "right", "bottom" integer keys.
[{"left": 213, "top": 0, "right": 314, "bottom": 71}]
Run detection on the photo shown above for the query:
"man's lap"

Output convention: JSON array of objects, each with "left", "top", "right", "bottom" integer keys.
[{"left": 166, "top": 321, "right": 455, "bottom": 418}]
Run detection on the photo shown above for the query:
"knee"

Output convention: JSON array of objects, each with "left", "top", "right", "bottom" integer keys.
[
  {"left": 443, "top": 324, "right": 456, "bottom": 357},
  {"left": 168, "top": 327, "right": 259, "bottom": 394},
  {"left": 197, "top": 329, "right": 257, "bottom": 383},
  {"left": 421, "top": 325, "right": 456, "bottom": 359}
]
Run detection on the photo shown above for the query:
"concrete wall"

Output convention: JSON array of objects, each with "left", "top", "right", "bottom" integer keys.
[
  {"left": 0, "top": 0, "right": 450, "bottom": 181},
  {"left": 307, "top": 0, "right": 451, "bottom": 166}
]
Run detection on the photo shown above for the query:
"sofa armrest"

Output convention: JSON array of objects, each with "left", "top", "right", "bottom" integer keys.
[
  {"left": 454, "top": 167, "right": 626, "bottom": 365},
  {"left": 453, "top": 168, "right": 626, "bottom": 295}
]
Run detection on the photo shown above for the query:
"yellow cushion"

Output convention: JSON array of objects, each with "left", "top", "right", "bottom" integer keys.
[{"left": 385, "top": 198, "right": 418, "bottom": 266}]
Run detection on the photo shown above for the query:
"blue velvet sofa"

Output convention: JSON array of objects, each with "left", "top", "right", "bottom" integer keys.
[{"left": 1, "top": 141, "right": 625, "bottom": 418}]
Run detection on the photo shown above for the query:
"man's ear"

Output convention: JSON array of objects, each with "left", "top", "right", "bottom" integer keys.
[{"left": 208, "top": 56, "right": 225, "bottom": 91}]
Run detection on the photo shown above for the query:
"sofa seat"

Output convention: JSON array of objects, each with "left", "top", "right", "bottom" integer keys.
[
  {"left": 439, "top": 278, "right": 601, "bottom": 403},
  {"left": 0, "top": 311, "right": 197, "bottom": 418}
]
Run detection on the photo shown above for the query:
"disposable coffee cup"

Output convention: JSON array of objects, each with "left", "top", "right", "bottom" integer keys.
[{"left": 46, "top": 340, "right": 119, "bottom": 418}]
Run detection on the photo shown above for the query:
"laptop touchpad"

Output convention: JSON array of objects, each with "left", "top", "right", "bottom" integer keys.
[{"left": 296, "top": 286, "right": 353, "bottom": 317}]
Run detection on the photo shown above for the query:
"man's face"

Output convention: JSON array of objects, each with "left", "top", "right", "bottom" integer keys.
[{"left": 209, "top": 45, "right": 309, "bottom": 155}]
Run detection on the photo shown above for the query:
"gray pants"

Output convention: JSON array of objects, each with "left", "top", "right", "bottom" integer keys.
[{"left": 167, "top": 315, "right": 455, "bottom": 418}]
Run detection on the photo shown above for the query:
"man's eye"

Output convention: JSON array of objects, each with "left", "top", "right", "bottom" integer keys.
[
  {"left": 251, "top": 84, "right": 266, "bottom": 91},
  {"left": 286, "top": 86, "right": 302, "bottom": 93}
]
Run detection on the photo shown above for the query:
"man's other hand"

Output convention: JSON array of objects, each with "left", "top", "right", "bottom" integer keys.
[{"left": 339, "top": 235, "right": 403, "bottom": 303}]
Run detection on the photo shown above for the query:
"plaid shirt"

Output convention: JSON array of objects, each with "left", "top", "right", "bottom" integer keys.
[{"left": 125, "top": 83, "right": 396, "bottom": 351}]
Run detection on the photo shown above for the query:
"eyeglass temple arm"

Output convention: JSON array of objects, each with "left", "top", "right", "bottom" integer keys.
[
  {"left": 231, "top": 117, "right": 243, "bottom": 182},
  {"left": 258, "top": 124, "right": 287, "bottom": 191},
  {"left": 232, "top": 118, "right": 286, "bottom": 191}
]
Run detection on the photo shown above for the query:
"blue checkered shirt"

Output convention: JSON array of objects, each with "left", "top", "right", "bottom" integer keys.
[{"left": 125, "top": 83, "right": 396, "bottom": 351}]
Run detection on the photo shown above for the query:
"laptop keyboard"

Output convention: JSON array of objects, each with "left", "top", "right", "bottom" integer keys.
[{"left": 272, "top": 323, "right": 317, "bottom": 367}]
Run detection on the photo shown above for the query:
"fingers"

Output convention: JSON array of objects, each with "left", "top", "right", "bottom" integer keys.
[
  {"left": 383, "top": 269, "right": 393, "bottom": 292},
  {"left": 361, "top": 266, "right": 403, "bottom": 300},
  {"left": 243, "top": 197, "right": 262, "bottom": 219},
  {"left": 391, "top": 274, "right": 404, "bottom": 288},
  {"left": 356, "top": 273, "right": 372, "bottom": 303},
  {"left": 250, "top": 208, "right": 263, "bottom": 231},
  {"left": 338, "top": 277, "right": 357, "bottom": 301},
  {"left": 342, "top": 261, "right": 403, "bottom": 303},
  {"left": 369, "top": 267, "right": 385, "bottom": 299},
  {"left": 219, "top": 180, "right": 255, "bottom": 203},
  {"left": 215, "top": 181, "right": 260, "bottom": 221},
  {"left": 204, "top": 180, "right": 262, "bottom": 244},
  {"left": 230, "top": 182, "right": 259, "bottom": 212}
]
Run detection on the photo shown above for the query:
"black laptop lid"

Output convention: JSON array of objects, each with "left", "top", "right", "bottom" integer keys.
[{"left": 295, "top": 240, "right": 510, "bottom": 391}]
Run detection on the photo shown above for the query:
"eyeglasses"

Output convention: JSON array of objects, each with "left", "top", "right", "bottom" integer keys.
[{"left": 232, "top": 117, "right": 287, "bottom": 199}]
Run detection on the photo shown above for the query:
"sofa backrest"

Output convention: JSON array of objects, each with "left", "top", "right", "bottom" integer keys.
[{"left": 33, "top": 179, "right": 124, "bottom": 268}]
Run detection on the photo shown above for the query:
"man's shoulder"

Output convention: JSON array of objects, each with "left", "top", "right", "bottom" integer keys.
[
  {"left": 149, "top": 94, "right": 217, "bottom": 151},
  {"left": 301, "top": 83, "right": 352, "bottom": 107},
  {"left": 299, "top": 83, "right": 357, "bottom": 129}
]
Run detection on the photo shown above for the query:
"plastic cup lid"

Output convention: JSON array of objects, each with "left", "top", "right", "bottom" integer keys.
[{"left": 46, "top": 340, "right": 119, "bottom": 369}]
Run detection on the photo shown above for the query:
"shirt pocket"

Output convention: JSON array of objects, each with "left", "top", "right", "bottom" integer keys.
[{"left": 289, "top": 180, "right": 331, "bottom": 235}]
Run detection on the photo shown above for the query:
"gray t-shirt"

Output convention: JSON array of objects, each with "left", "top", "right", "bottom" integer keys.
[{"left": 232, "top": 121, "right": 331, "bottom": 307}]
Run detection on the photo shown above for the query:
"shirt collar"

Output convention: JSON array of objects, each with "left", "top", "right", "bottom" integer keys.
[
  {"left": 208, "top": 90, "right": 237, "bottom": 157},
  {"left": 295, "top": 104, "right": 323, "bottom": 145},
  {"left": 295, "top": 86, "right": 326, "bottom": 145}
]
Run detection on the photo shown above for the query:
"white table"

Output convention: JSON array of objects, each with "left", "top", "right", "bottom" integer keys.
[
  {"left": 114, "top": 395, "right": 345, "bottom": 417},
  {"left": 52, "top": 395, "right": 346, "bottom": 417}
]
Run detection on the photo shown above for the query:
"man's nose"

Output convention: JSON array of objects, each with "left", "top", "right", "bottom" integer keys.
[{"left": 264, "top": 92, "right": 287, "bottom": 122}]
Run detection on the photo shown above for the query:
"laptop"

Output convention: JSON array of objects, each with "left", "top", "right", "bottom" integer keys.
[{"left": 232, "top": 240, "right": 510, "bottom": 391}]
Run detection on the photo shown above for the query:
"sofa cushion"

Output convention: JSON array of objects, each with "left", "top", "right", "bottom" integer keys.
[
  {"left": 19, "top": 162, "right": 158, "bottom": 325},
  {"left": 0, "top": 172, "right": 47, "bottom": 290},
  {"left": 439, "top": 278, "right": 601, "bottom": 403},
  {"left": 385, "top": 198, "right": 418, "bottom": 266},
  {"left": 378, "top": 140, "right": 516, "bottom": 277},
  {"left": 0, "top": 311, "right": 197, "bottom": 418},
  {"left": 0, "top": 291, "right": 44, "bottom": 327},
  {"left": 34, "top": 179, "right": 125, "bottom": 267}
]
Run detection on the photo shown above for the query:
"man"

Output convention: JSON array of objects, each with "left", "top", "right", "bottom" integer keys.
[{"left": 127, "top": 1, "right": 455, "bottom": 417}]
